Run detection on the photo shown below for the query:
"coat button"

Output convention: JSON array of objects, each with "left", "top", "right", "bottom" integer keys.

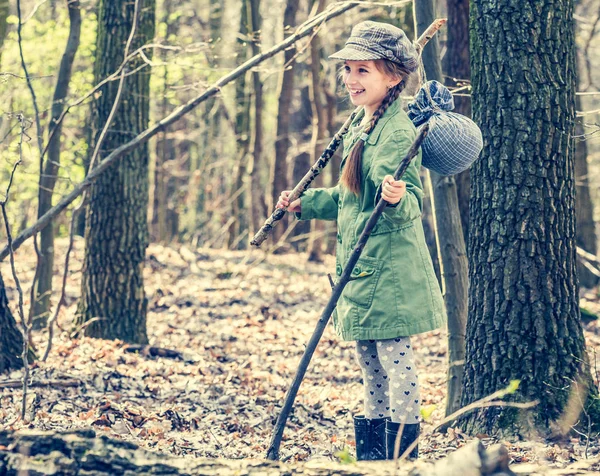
[
  {"left": 354, "top": 266, "right": 362, "bottom": 275},
  {"left": 337, "top": 234, "right": 342, "bottom": 243},
  {"left": 336, "top": 264, "right": 342, "bottom": 276}
]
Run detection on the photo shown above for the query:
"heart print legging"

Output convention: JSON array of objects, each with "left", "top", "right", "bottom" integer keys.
[{"left": 355, "top": 337, "right": 420, "bottom": 423}]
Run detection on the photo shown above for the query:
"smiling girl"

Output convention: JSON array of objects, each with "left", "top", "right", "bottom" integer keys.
[{"left": 277, "top": 21, "right": 445, "bottom": 461}]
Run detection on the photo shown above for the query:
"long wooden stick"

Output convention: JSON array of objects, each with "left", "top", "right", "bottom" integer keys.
[
  {"left": 251, "top": 18, "right": 447, "bottom": 247},
  {"left": 250, "top": 109, "right": 359, "bottom": 246},
  {"left": 265, "top": 124, "right": 429, "bottom": 461},
  {"left": 0, "top": 1, "right": 360, "bottom": 262}
]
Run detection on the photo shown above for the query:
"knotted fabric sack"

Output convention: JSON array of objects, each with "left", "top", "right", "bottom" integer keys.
[{"left": 407, "top": 80, "right": 483, "bottom": 176}]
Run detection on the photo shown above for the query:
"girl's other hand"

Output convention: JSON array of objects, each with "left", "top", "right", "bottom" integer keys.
[
  {"left": 276, "top": 190, "right": 301, "bottom": 213},
  {"left": 381, "top": 175, "right": 406, "bottom": 205}
]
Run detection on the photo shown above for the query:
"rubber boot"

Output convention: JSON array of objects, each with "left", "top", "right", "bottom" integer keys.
[
  {"left": 353, "top": 415, "right": 389, "bottom": 461},
  {"left": 385, "top": 421, "right": 420, "bottom": 460}
]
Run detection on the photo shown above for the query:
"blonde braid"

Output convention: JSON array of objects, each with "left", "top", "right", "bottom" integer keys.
[{"left": 341, "top": 79, "right": 407, "bottom": 195}]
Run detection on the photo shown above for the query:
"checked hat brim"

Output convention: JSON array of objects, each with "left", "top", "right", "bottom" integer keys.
[{"left": 328, "top": 45, "right": 383, "bottom": 61}]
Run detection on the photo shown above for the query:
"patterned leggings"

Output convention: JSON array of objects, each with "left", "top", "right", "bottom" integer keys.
[{"left": 355, "top": 337, "right": 420, "bottom": 423}]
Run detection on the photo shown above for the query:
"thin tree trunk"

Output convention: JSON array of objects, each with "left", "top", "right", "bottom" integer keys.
[
  {"left": 151, "top": 0, "right": 176, "bottom": 243},
  {"left": 461, "top": 0, "right": 600, "bottom": 436},
  {"left": 443, "top": 0, "right": 471, "bottom": 245},
  {"left": 307, "top": 0, "right": 327, "bottom": 263},
  {"left": 290, "top": 83, "right": 313, "bottom": 251},
  {"left": 249, "top": 0, "right": 266, "bottom": 237},
  {"left": 574, "top": 59, "right": 598, "bottom": 288},
  {"left": 415, "top": 0, "right": 469, "bottom": 420},
  {"left": 270, "top": 0, "right": 300, "bottom": 245},
  {"left": 421, "top": 172, "right": 441, "bottom": 284},
  {"left": 227, "top": 0, "right": 252, "bottom": 250},
  {"left": 0, "top": 0, "right": 9, "bottom": 65},
  {"left": 76, "top": 0, "right": 155, "bottom": 344},
  {"left": 324, "top": 87, "right": 339, "bottom": 255},
  {"left": 31, "top": 0, "right": 82, "bottom": 330}
]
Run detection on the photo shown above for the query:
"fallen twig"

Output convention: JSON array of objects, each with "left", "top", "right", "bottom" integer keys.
[
  {"left": 0, "top": 379, "right": 80, "bottom": 389},
  {"left": 123, "top": 345, "right": 183, "bottom": 360}
]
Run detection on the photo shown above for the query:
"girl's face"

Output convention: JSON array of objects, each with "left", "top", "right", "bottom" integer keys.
[{"left": 343, "top": 60, "right": 400, "bottom": 116}]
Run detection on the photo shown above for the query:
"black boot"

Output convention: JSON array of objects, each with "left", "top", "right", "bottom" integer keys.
[
  {"left": 353, "top": 415, "right": 389, "bottom": 461},
  {"left": 385, "top": 421, "right": 420, "bottom": 460}
]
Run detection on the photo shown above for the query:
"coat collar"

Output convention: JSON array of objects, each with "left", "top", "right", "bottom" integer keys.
[
  {"left": 346, "top": 99, "right": 402, "bottom": 151},
  {"left": 342, "top": 99, "right": 403, "bottom": 166},
  {"left": 366, "top": 98, "right": 401, "bottom": 145}
]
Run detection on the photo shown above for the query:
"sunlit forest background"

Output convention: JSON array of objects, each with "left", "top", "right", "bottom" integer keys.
[{"left": 1, "top": 0, "right": 597, "bottom": 253}]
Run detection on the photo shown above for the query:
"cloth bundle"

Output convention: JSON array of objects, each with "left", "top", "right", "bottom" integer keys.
[{"left": 407, "top": 80, "right": 483, "bottom": 176}]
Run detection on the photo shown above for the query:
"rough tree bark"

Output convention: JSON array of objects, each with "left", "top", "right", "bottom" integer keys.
[
  {"left": 76, "top": 0, "right": 155, "bottom": 344},
  {"left": 442, "top": 0, "right": 471, "bottom": 245},
  {"left": 269, "top": 0, "right": 300, "bottom": 245},
  {"left": 0, "top": 271, "right": 25, "bottom": 374},
  {"left": 415, "top": 1, "right": 469, "bottom": 420},
  {"left": 31, "top": 0, "right": 82, "bottom": 330},
  {"left": 461, "top": 0, "right": 600, "bottom": 436}
]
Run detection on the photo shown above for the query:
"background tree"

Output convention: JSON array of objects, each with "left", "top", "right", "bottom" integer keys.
[
  {"left": 31, "top": 0, "right": 82, "bottom": 330},
  {"left": 227, "top": 0, "right": 252, "bottom": 249},
  {"left": 76, "top": 0, "right": 156, "bottom": 343},
  {"left": 0, "top": 271, "right": 25, "bottom": 373},
  {"left": 306, "top": 0, "right": 327, "bottom": 262},
  {"left": 415, "top": 0, "right": 469, "bottom": 419},
  {"left": 248, "top": 0, "right": 266, "bottom": 237},
  {"left": 443, "top": 0, "right": 471, "bottom": 244},
  {"left": 0, "top": 0, "right": 9, "bottom": 65},
  {"left": 461, "top": 0, "right": 599, "bottom": 435},
  {"left": 269, "top": 0, "right": 300, "bottom": 246},
  {"left": 574, "top": 0, "right": 599, "bottom": 289}
]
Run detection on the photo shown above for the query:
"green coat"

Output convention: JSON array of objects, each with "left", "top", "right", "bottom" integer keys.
[{"left": 298, "top": 100, "right": 446, "bottom": 341}]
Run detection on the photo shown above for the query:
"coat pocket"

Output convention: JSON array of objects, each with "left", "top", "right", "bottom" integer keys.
[{"left": 343, "top": 256, "right": 382, "bottom": 309}]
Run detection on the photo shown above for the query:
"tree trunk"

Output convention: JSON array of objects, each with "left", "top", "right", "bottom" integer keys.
[
  {"left": 443, "top": 0, "right": 471, "bottom": 245},
  {"left": 150, "top": 0, "right": 176, "bottom": 243},
  {"left": 0, "top": 271, "right": 25, "bottom": 374},
  {"left": 324, "top": 87, "right": 340, "bottom": 255},
  {"left": 269, "top": 0, "right": 300, "bottom": 245},
  {"left": 290, "top": 84, "right": 313, "bottom": 251},
  {"left": 574, "top": 62, "right": 598, "bottom": 288},
  {"left": 76, "top": 0, "right": 155, "bottom": 344},
  {"left": 248, "top": 0, "right": 266, "bottom": 237},
  {"left": 415, "top": 0, "right": 469, "bottom": 421},
  {"left": 461, "top": 0, "right": 599, "bottom": 436},
  {"left": 31, "top": 0, "right": 82, "bottom": 330},
  {"left": 0, "top": 0, "right": 9, "bottom": 65},
  {"left": 306, "top": 0, "right": 327, "bottom": 263},
  {"left": 227, "top": 1, "right": 252, "bottom": 250}
]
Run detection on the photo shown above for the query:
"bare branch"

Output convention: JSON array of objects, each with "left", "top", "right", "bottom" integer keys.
[
  {"left": 0, "top": 115, "right": 31, "bottom": 420},
  {"left": 0, "top": 0, "right": 361, "bottom": 261}
]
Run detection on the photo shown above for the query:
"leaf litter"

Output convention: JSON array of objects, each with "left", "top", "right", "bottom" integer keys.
[{"left": 0, "top": 237, "right": 599, "bottom": 471}]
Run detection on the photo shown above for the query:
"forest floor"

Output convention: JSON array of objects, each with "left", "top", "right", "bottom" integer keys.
[{"left": 1, "top": 238, "right": 600, "bottom": 473}]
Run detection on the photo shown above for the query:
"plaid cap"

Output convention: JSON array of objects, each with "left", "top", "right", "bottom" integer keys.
[{"left": 329, "top": 21, "right": 419, "bottom": 72}]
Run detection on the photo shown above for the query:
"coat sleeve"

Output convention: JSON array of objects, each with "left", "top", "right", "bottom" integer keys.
[
  {"left": 368, "top": 128, "right": 423, "bottom": 224},
  {"left": 296, "top": 185, "right": 340, "bottom": 221}
]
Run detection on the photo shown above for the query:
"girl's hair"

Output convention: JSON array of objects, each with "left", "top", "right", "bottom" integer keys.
[{"left": 341, "top": 60, "right": 412, "bottom": 195}]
